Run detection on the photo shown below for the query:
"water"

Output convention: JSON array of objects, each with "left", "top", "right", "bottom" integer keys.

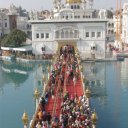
[
  {"left": 0, "top": 59, "right": 128, "bottom": 128},
  {"left": 82, "top": 59, "right": 128, "bottom": 128},
  {"left": 0, "top": 60, "right": 51, "bottom": 128}
]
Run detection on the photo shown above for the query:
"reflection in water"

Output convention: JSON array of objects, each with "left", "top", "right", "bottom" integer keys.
[
  {"left": 82, "top": 60, "right": 128, "bottom": 128},
  {"left": 0, "top": 60, "right": 51, "bottom": 128},
  {"left": 120, "top": 58, "right": 128, "bottom": 92},
  {"left": 0, "top": 60, "right": 34, "bottom": 91},
  {"left": 83, "top": 62, "right": 107, "bottom": 105},
  {"left": 0, "top": 60, "right": 51, "bottom": 91},
  {"left": 1, "top": 59, "right": 128, "bottom": 128},
  {"left": 0, "top": 61, "right": 50, "bottom": 94}
]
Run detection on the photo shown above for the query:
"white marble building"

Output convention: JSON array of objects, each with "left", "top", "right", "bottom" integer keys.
[
  {"left": 17, "top": 16, "right": 31, "bottom": 37},
  {"left": 122, "top": 3, "right": 128, "bottom": 45},
  {"left": 99, "top": 9, "right": 115, "bottom": 42},
  {"left": 30, "top": 0, "right": 107, "bottom": 59},
  {"left": 0, "top": 9, "right": 10, "bottom": 37},
  {"left": 0, "top": 4, "right": 31, "bottom": 38}
]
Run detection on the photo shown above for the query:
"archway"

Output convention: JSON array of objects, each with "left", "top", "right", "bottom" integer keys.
[{"left": 57, "top": 41, "right": 77, "bottom": 55}]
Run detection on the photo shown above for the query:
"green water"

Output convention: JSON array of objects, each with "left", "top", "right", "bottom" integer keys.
[
  {"left": 0, "top": 59, "right": 128, "bottom": 128},
  {"left": 0, "top": 60, "right": 51, "bottom": 128}
]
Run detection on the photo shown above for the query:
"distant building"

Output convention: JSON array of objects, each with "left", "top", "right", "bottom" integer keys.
[
  {"left": 122, "top": 3, "right": 128, "bottom": 44},
  {"left": 30, "top": 0, "right": 107, "bottom": 59},
  {"left": 106, "top": 19, "right": 115, "bottom": 42},
  {"left": 0, "top": 4, "right": 31, "bottom": 38},
  {"left": 99, "top": 9, "right": 115, "bottom": 42},
  {"left": 0, "top": 8, "right": 13, "bottom": 37},
  {"left": 17, "top": 16, "right": 31, "bottom": 38}
]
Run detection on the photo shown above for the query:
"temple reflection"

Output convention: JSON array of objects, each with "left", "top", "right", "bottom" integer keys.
[
  {"left": 0, "top": 60, "right": 51, "bottom": 93},
  {"left": 82, "top": 62, "right": 107, "bottom": 105},
  {"left": 120, "top": 58, "right": 128, "bottom": 90}
]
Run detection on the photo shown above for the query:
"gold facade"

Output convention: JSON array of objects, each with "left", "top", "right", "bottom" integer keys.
[{"left": 66, "top": 0, "right": 82, "bottom": 4}]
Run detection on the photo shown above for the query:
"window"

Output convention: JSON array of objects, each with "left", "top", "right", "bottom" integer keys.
[
  {"left": 36, "top": 33, "right": 39, "bottom": 38},
  {"left": 71, "top": 5, "right": 73, "bottom": 9},
  {"left": 108, "top": 30, "right": 110, "bottom": 34},
  {"left": 46, "top": 33, "right": 49, "bottom": 39},
  {"left": 41, "top": 33, "right": 44, "bottom": 38},
  {"left": 27, "top": 24, "right": 29, "bottom": 29},
  {"left": 42, "top": 46, "right": 45, "bottom": 51},
  {"left": 108, "top": 23, "right": 111, "bottom": 27},
  {"left": 77, "top": 5, "right": 80, "bottom": 9},
  {"left": 86, "top": 32, "right": 89, "bottom": 37},
  {"left": 91, "top": 46, "right": 96, "bottom": 50},
  {"left": 97, "top": 32, "right": 101, "bottom": 38},
  {"left": 91, "top": 32, "right": 95, "bottom": 38},
  {"left": 5, "top": 23, "right": 7, "bottom": 27}
]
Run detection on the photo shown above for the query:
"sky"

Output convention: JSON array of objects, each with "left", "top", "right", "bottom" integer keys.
[{"left": 0, "top": 0, "right": 127, "bottom": 11}]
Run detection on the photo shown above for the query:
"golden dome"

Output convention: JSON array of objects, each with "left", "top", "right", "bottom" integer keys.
[{"left": 66, "top": 0, "right": 82, "bottom": 4}]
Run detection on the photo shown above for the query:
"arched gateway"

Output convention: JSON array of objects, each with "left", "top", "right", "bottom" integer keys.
[{"left": 56, "top": 41, "right": 77, "bottom": 54}]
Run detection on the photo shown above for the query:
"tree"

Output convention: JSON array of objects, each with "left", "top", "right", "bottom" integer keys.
[{"left": 1, "top": 29, "right": 27, "bottom": 47}]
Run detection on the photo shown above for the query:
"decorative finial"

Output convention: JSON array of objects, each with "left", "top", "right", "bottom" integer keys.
[
  {"left": 85, "top": 87, "right": 91, "bottom": 98},
  {"left": 91, "top": 110, "right": 98, "bottom": 125},
  {"left": 80, "top": 65, "right": 83, "bottom": 72},
  {"left": 22, "top": 112, "right": 28, "bottom": 125},
  {"left": 78, "top": 59, "right": 81, "bottom": 64},
  {"left": 42, "top": 74, "right": 46, "bottom": 81},
  {"left": 83, "top": 75, "right": 85, "bottom": 81},
  {"left": 34, "top": 88, "right": 40, "bottom": 99},
  {"left": 47, "top": 65, "right": 50, "bottom": 72}
]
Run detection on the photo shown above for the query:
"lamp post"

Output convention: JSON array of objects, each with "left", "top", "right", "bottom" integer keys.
[
  {"left": 85, "top": 87, "right": 91, "bottom": 106},
  {"left": 22, "top": 112, "right": 29, "bottom": 128},
  {"left": 91, "top": 110, "right": 98, "bottom": 128},
  {"left": 34, "top": 88, "right": 40, "bottom": 110},
  {"left": 47, "top": 65, "right": 50, "bottom": 73}
]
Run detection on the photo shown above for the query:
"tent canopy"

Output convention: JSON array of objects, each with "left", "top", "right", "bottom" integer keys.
[{"left": 1, "top": 45, "right": 32, "bottom": 52}]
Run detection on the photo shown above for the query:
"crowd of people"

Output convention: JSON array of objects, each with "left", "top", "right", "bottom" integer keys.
[
  {"left": 32, "top": 45, "right": 92, "bottom": 128},
  {"left": 59, "top": 94, "right": 91, "bottom": 128}
]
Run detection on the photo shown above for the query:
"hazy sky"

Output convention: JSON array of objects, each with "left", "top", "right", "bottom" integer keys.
[{"left": 0, "top": 0, "right": 127, "bottom": 11}]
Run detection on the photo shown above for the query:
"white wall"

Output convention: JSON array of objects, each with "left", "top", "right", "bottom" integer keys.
[
  {"left": 31, "top": 21, "right": 106, "bottom": 58},
  {"left": 0, "top": 15, "right": 10, "bottom": 36},
  {"left": 122, "top": 3, "right": 128, "bottom": 44}
]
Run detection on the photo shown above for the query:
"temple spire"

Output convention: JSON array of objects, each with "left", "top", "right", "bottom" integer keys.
[{"left": 53, "top": 0, "right": 61, "bottom": 10}]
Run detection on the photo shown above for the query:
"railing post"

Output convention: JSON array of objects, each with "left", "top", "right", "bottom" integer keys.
[
  {"left": 91, "top": 111, "right": 98, "bottom": 128},
  {"left": 34, "top": 88, "right": 40, "bottom": 110},
  {"left": 22, "top": 112, "right": 28, "bottom": 128},
  {"left": 85, "top": 87, "right": 91, "bottom": 106}
]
